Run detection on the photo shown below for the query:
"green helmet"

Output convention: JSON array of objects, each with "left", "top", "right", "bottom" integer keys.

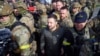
[
  {"left": 0, "top": 3, "right": 13, "bottom": 16},
  {"left": 14, "top": 1, "right": 28, "bottom": 15},
  {"left": 14, "top": 1, "right": 27, "bottom": 10}
]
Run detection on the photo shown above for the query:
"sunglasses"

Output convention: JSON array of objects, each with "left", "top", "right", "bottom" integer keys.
[{"left": 0, "top": 15, "right": 9, "bottom": 19}]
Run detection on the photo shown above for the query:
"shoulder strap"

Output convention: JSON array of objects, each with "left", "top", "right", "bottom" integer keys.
[{"left": 10, "top": 21, "right": 31, "bottom": 34}]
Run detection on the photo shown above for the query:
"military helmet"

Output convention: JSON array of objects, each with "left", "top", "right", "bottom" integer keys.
[
  {"left": 0, "top": 3, "right": 13, "bottom": 16},
  {"left": 72, "top": 2, "right": 82, "bottom": 8},
  {"left": 14, "top": 1, "right": 27, "bottom": 10},
  {"left": 14, "top": 1, "right": 28, "bottom": 15}
]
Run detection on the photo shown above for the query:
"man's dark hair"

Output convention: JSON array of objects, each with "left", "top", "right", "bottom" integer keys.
[
  {"left": 48, "top": 14, "right": 58, "bottom": 22},
  {"left": 60, "top": 6, "right": 68, "bottom": 10},
  {"left": 52, "top": 0, "right": 63, "bottom": 3},
  {"left": 56, "top": 0, "right": 64, "bottom": 5},
  {"left": 52, "top": 0, "right": 57, "bottom": 3}
]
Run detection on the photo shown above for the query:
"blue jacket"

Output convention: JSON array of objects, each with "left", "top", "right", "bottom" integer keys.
[{"left": 0, "top": 28, "right": 12, "bottom": 56}]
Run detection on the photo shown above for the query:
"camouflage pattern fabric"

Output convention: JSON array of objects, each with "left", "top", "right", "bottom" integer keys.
[
  {"left": 12, "top": 24, "right": 31, "bottom": 56},
  {"left": 20, "top": 13, "right": 35, "bottom": 33}
]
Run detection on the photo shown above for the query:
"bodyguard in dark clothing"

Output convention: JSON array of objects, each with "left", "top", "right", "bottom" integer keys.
[
  {"left": 71, "top": 11, "right": 95, "bottom": 56},
  {"left": 40, "top": 14, "right": 72, "bottom": 56}
]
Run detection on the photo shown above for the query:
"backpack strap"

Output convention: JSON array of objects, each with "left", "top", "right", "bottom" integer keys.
[{"left": 10, "top": 21, "right": 31, "bottom": 34}]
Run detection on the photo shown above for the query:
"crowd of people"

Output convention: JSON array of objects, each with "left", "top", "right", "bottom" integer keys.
[{"left": 0, "top": 0, "right": 100, "bottom": 56}]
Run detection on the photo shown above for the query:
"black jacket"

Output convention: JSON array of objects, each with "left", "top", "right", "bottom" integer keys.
[{"left": 40, "top": 26, "right": 70, "bottom": 56}]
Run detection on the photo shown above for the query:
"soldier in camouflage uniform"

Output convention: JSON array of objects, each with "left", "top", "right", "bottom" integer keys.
[
  {"left": 71, "top": 2, "right": 82, "bottom": 21},
  {"left": 37, "top": 3, "right": 48, "bottom": 29},
  {"left": 0, "top": 2, "right": 16, "bottom": 28},
  {"left": 0, "top": 1, "right": 37, "bottom": 56},
  {"left": 59, "top": 6, "right": 73, "bottom": 29},
  {"left": 14, "top": 0, "right": 36, "bottom": 35},
  {"left": 34, "top": 2, "right": 49, "bottom": 55},
  {"left": 79, "top": 0, "right": 91, "bottom": 19},
  {"left": 14, "top": 1, "right": 37, "bottom": 56},
  {"left": 11, "top": 21, "right": 35, "bottom": 56},
  {"left": 0, "top": 1, "right": 21, "bottom": 56},
  {"left": 52, "top": 0, "right": 65, "bottom": 20},
  {"left": 70, "top": 11, "right": 95, "bottom": 56}
]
